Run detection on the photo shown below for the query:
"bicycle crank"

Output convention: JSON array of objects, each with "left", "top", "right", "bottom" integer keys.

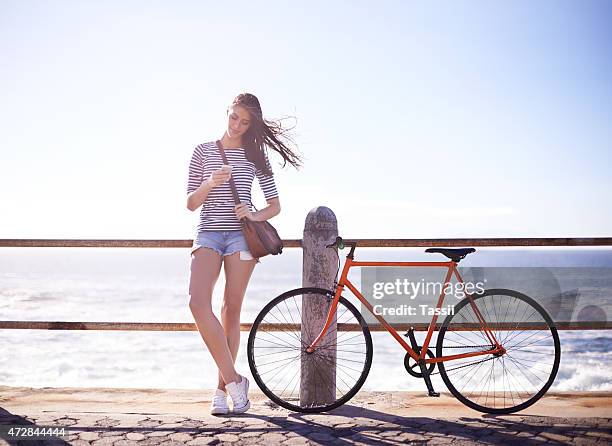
[{"left": 404, "top": 349, "right": 436, "bottom": 378}]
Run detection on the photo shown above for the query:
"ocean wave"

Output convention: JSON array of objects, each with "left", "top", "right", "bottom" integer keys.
[{"left": 554, "top": 362, "right": 612, "bottom": 391}]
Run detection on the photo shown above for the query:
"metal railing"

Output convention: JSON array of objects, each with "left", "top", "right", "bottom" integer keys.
[
  {"left": 2, "top": 237, "right": 611, "bottom": 248},
  {"left": 1, "top": 235, "right": 611, "bottom": 331}
]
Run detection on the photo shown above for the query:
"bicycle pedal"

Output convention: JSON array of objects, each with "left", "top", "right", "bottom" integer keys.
[{"left": 428, "top": 391, "right": 440, "bottom": 397}]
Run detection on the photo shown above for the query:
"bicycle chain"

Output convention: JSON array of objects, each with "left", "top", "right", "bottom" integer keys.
[
  {"left": 429, "top": 344, "right": 497, "bottom": 375},
  {"left": 442, "top": 345, "right": 493, "bottom": 349}
]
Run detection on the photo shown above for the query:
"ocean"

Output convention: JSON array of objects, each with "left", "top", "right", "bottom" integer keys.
[{"left": 1, "top": 247, "right": 611, "bottom": 392}]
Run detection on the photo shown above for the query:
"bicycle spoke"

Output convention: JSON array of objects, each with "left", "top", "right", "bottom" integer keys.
[{"left": 254, "top": 332, "right": 299, "bottom": 350}]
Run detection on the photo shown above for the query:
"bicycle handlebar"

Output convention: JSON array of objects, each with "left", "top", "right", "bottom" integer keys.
[
  {"left": 325, "top": 236, "right": 357, "bottom": 252},
  {"left": 325, "top": 236, "right": 343, "bottom": 249}
]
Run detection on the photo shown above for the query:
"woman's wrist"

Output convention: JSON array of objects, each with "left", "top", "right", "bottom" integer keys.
[{"left": 202, "top": 178, "right": 214, "bottom": 190}]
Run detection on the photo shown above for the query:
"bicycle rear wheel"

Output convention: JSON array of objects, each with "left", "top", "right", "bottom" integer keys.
[
  {"left": 247, "top": 287, "right": 373, "bottom": 413},
  {"left": 437, "top": 289, "right": 560, "bottom": 414}
]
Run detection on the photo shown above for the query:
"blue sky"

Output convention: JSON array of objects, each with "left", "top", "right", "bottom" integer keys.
[{"left": 1, "top": 1, "right": 611, "bottom": 239}]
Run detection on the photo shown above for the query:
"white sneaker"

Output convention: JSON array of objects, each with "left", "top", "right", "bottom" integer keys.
[
  {"left": 210, "top": 388, "right": 229, "bottom": 415},
  {"left": 225, "top": 375, "right": 250, "bottom": 413}
]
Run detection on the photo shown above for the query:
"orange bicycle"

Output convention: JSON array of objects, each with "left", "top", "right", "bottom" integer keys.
[{"left": 247, "top": 237, "right": 560, "bottom": 413}]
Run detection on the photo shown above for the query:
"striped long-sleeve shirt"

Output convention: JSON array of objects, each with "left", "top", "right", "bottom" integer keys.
[{"left": 187, "top": 141, "right": 279, "bottom": 232}]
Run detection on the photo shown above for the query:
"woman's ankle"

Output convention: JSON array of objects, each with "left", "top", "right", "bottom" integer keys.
[{"left": 228, "top": 373, "right": 241, "bottom": 385}]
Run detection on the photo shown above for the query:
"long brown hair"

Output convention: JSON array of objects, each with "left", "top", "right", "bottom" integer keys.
[{"left": 231, "top": 93, "right": 302, "bottom": 176}]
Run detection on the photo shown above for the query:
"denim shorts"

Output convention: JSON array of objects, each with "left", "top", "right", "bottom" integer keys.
[{"left": 191, "top": 230, "right": 258, "bottom": 262}]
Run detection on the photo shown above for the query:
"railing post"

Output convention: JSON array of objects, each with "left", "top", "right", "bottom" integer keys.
[{"left": 301, "top": 206, "right": 338, "bottom": 406}]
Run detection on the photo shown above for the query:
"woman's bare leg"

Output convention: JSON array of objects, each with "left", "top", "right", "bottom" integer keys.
[
  {"left": 217, "top": 251, "right": 257, "bottom": 390},
  {"left": 188, "top": 247, "right": 240, "bottom": 386}
]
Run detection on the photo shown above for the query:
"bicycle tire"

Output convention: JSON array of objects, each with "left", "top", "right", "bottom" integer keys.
[
  {"left": 437, "top": 288, "right": 560, "bottom": 414},
  {"left": 247, "top": 287, "right": 373, "bottom": 413}
]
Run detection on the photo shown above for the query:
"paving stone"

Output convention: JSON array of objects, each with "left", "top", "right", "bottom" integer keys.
[
  {"left": 335, "top": 423, "right": 357, "bottom": 428},
  {"left": 353, "top": 429, "right": 380, "bottom": 438},
  {"left": 573, "top": 437, "right": 599, "bottom": 445},
  {"left": 114, "top": 441, "right": 140, "bottom": 446},
  {"left": 40, "top": 439, "right": 68, "bottom": 446},
  {"left": 241, "top": 438, "right": 268, "bottom": 446},
  {"left": 215, "top": 433, "right": 240, "bottom": 443},
  {"left": 199, "top": 423, "right": 227, "bottom": 430},
  {"left": 411, "top": 417, "right": 440, "bottom": 426},
  {"left": 101, "top": 430, "right": 128, "bottom": 437},
  {"left": 332, "top": 429, "right": 354, "bottom": 439},
  {"left": 91, "top": 436, "right": 126, "bottom": 446},
  {"left": 96, "top": 418, "right": 122, "bottom": 428},
  {"left": 379, "top": 429, "right": 403, "bottom": 438},
  {"left": 126, "top": 432, "right": 146, "bottom": 440},
  {"left": 70, "top": 441, "right": 93, "bottom": 446},
  {"left": 240, "top": 431, "right": 266, "bottom": 438},
  {"left": 585, "top": 430, "right": 603, "bottom": 437},
  {"left": 55, "top": 417, "right": 78, "bottom": 426},
  {"left": 350, "top": 434, "right": 381, "bottom": 445},
  {"left": 308, "top": 431, "right": 336, "bottom": 442},
  {"left": 282, "top": 436, "right": 310, "bottom": 445},
  {"left": 284, "top": 431, "right": 301, "bottom": 437},
  {"left": 595, "top": 431, "right": 612, "bottom": 439},
  {"left": 186, "top": 436, "right": 219, "bottom": 445},
  {"left": 34, "top": 416, "right": 60, "bottom": 424},
  {"left": 79, "top": 431, "right": 101, "bottom": 441},
  {"left": 539, "top": 431, "right": 574, "bottom": 442},
  {"left": 182, "top": 420, "right": 206, "bottom": 428},
  {"left": 160, "top": 418, "right": 187, "bottom": 424},
  {"left": 475, "top": 428, "right": 497, "bottom": 437},
  {"left": 396, "top": 431, "right": 428, "bottom": 442},
  {"left": 240, "top": 417, "right": 267, "bottom": 425},
  {"left": 359, "top": 441, "right": 385, "bottom": 446},
  {"left": 259, "top": 432, "right": 287, "bottom": 443},
  {"left": 322, "top": 415, "right": 352, "bottom": 425},
  {"left": 169, "top": 432, "right": 193, "bottom": 442},
  {"left": 453, "top": 442, "right": 488, "bottom": 446},
  {"left": 514, "top": 430, "right": 536, "bottom": 438},
  {"left": 427, "top": 436, "right": 456, "bottom": 445},
  {"left": 138, "top": 438, "right": 167, "bottom": 446},
  {"left": 139, "top": 420, "right": 165, "bottom": 428},
  {"left": 148, "top": 430, "right": 172, "bottom": 437}
]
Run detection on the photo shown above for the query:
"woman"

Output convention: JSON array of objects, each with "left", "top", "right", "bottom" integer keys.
[{"left": 186, "top": 93, "right": 301, "bottom": 414}]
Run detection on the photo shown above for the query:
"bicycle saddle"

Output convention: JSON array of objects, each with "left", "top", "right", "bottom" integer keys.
[{"left": 425, "top": 248, "right": 476, "bottom": 262}]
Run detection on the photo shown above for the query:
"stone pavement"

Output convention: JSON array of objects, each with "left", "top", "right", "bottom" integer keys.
[{"left": 0, "top": 387, "right": 611, "bottom": 445}]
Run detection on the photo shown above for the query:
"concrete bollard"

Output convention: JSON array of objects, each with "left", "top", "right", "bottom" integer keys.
[{"left": 301, "top": 206, "right": 338, "bottom": 406}]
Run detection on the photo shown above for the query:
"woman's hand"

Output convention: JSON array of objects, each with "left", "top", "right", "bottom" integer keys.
[
  {"left": 235, "top": 203, "right": 259, "bottom": 221},
  {"left": 207, "top": 165, "right": 232, "bottom": 188}
]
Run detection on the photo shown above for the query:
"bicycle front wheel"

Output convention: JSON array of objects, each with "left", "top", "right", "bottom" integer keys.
[
  {"left": 247, "top": 287, "right": 373, "bottom": 413},
  {"left": 437, "top": 289, "right": 560, "bottom": 414}
]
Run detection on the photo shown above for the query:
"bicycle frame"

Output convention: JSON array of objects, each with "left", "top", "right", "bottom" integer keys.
[{"left": 306, "top": 256, "right": 505, "bottom": 365}]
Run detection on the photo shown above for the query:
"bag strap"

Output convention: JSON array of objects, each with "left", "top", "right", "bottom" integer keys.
[
  {"left": 215, "top": 140, "right": 261, "bottom": 213},
  {"left": 215, "top": 140, "right": 242, "bottom": 205}
]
